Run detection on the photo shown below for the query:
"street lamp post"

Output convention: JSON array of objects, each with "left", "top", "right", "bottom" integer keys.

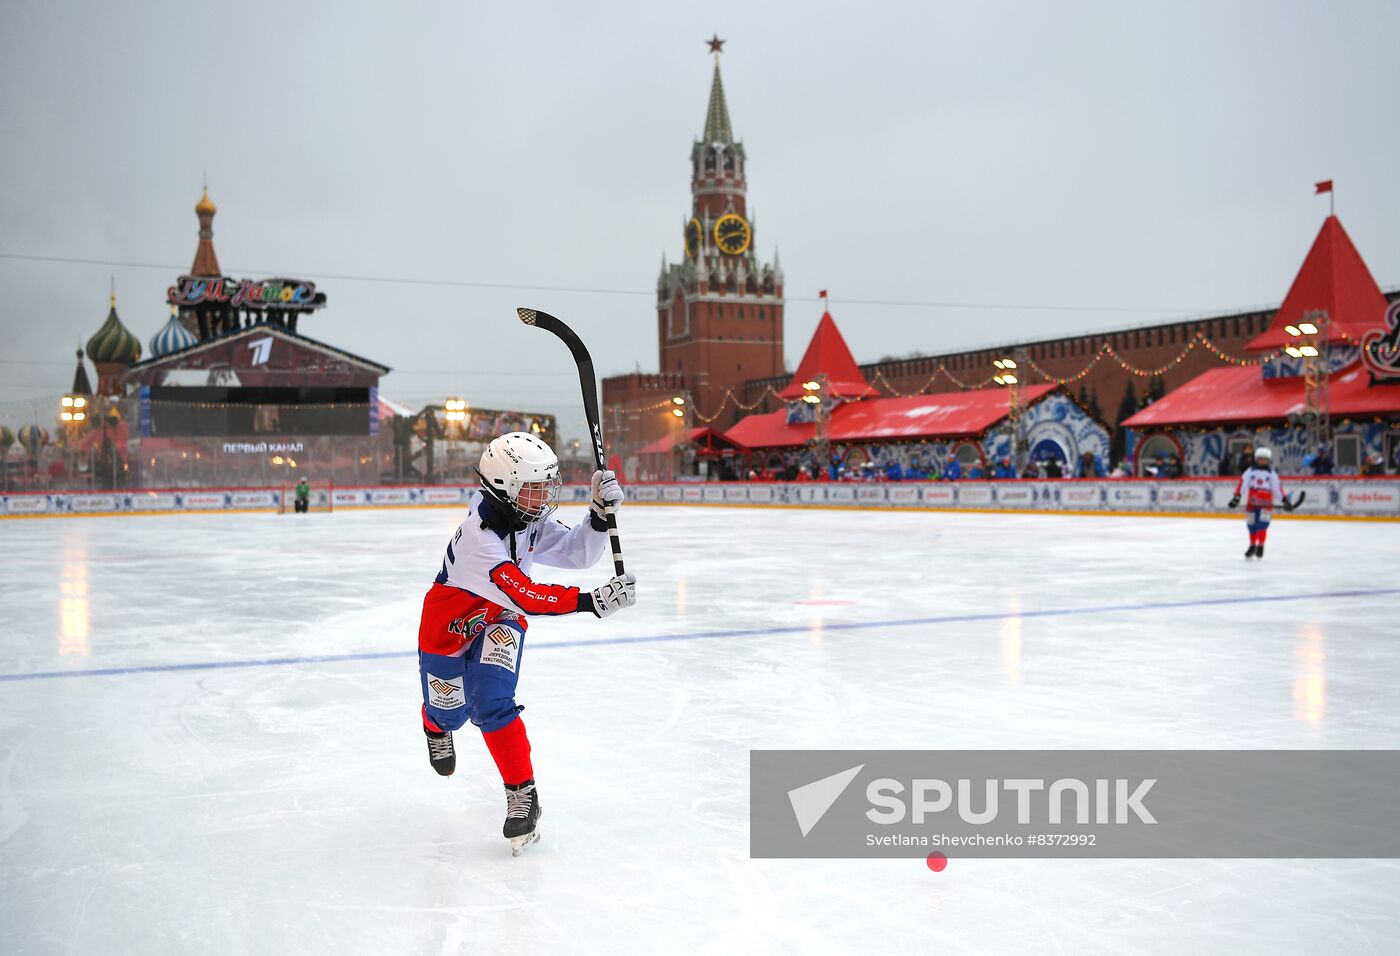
[
  {"left": 97, "top": 401, "right": 114, "bottom": 489},
  {"left": 993, "top": 356, "right": 1023, "bottom": 474},
  {"left": 444, "top": 398, "right": 467, "bottom": 481},
  {"left": 413, "top": 403, "right": 449, "bottom": 484},
  {"left": 802, "top": 376, "right": 827, "bottom": 478},
  {"left": 670, "top": 395, "right": 688, "bottom": 481},
  {"left": 1284, "top": 311, "right": 1331, "bottom": 456},
  {"left": 59, "top": 394, "right": 88, "bottom": 488}
]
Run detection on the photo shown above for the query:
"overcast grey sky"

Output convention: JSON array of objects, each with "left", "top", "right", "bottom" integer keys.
[{"left": 2, "top": 0, "right": 1397, "bottom": 441}]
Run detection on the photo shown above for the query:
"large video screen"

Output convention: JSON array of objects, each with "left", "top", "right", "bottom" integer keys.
[{"left": 147, "top": 387, "right": 372, "bottom": 437}]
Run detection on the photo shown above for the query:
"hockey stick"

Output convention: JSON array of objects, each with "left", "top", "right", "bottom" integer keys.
[
  {"left": 1287, "top": 490, "right": 1306, "bottom": 511},
  {"left": 517, "top": 307, "right": 624, "bottom": 576}
]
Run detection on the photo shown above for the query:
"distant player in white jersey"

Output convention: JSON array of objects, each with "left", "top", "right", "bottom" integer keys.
[
  {"left": 417, "top": 431, "right": 635, "bottom": 855},
  {"left": 1227, "top": 447, "right": 1299, "bottom": 558}
]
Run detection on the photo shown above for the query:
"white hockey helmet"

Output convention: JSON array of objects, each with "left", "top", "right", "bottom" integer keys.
[
  {"left": 477, "top": 431, "right": 561, "bottom": 524},
  {"left": 1255, "top": 448, "right": 1272, "bottom": 461}
]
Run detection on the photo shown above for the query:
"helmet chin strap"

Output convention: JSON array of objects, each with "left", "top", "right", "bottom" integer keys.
[{"left": 475, "top": 470, "right": 530, "bottom": 532}]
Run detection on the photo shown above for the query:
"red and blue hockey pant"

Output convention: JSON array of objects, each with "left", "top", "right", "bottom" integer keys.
[
  {"left": 1245, "top": 506, "right": 1272, "bottom": 547},
  {"left": 418, "top": 585, "right": 533, "bottom": 785}
]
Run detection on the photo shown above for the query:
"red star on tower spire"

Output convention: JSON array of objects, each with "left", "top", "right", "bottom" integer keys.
[{"left": 706, "top": 34, "right": 725, "bottom": 54}]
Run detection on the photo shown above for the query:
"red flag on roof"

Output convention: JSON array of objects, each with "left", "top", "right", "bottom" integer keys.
[
  {"left": 818, "top": 289, "right": 828, "bottom": 299},
  {"left": 1315, "top": 180, "right": 1333, "bottom": 194}
]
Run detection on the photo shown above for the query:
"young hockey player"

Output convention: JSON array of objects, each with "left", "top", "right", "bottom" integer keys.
[
  {"left": 1228, "top": 447, "right": 1297, "bottom": 558},
  {"left": 418, "top": 431, "right": 635, "bottom": 855}
]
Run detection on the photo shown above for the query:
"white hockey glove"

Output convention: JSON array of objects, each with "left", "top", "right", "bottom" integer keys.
[
  {"left": 590, "top": 469, "right": 625, "bottom": 521},
  {"left": 589, "top": 573, "right": 636, "bottom": 618}
]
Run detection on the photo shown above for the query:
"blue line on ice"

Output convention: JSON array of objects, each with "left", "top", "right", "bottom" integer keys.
[{"left": 3, "top": 586, "right": 1397, "bottom": 683}]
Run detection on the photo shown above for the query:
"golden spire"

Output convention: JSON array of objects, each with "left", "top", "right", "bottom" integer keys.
[
  {"left": 195, "top": 187, "right": 217, "bottom": 217},
  {"left": 191, "top": 177, "right": 222, "bottom": 274}
]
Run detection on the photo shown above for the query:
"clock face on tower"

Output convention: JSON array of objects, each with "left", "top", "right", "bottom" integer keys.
[
  {"left": 684, "top": 218, "right": 702, "bottom": 258},
  {"left": 713, "top": 213, "right": 752, "bottom": 256}
]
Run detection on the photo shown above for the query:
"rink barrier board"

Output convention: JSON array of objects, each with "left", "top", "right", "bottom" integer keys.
[
  {"left": 620, "top": 502, "right": 1399, "bottom": 522},
  {"left": 3, "top": 478, "right": 1398, "bottom": 520},
  {"left": 4, "top": 504, "right": 1394, "bottom": 523}
]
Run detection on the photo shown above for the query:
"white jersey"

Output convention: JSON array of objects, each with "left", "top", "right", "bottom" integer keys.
[
  {"left": 1235, "top": 467, "right": 1286, "bottom": 510},
  {"left": 433, "top": 491, "right": 607, "bottom": 616}
]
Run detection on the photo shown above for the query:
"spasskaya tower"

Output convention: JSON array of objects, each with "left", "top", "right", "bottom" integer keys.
[{"left": 602, "top": 36, "right": 786, "bottom": 469}]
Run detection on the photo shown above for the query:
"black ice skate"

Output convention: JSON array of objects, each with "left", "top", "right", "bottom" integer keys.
[
  {"left": 425, "top": 728, "right": 455, "bottom": 776},
  {"left": 503, "top": 779, "right": 542, "bottom": 856},
  {"left": 1255, "top": 543, "right": 1265, "bottom": 559},
  {"left": 1244, "top": 544, "right": 1258, "bottom": 559}
]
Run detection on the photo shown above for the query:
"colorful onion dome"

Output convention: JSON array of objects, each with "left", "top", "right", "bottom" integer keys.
[
  {"left": 0, "top": 425, "right": 14, "bottom": 450},
  {"left": 150, "top": 305, "right": 198, "bottom": 357},
  {"left": 195, "top": 188, "right": 217, "bottom": 217},
  {"left": 18, "top": 424, "right": 49, "bottom": 455},
  {"left": 86, "top": 294, "right": 142, "bottom": 365}
]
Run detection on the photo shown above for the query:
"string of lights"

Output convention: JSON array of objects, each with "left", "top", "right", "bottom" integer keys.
[
  {"left": 690, "top": 385, "right": 786, "bottom": 425},
  {"left": 1193, "top": 334, "right": 1283, "bottom": 367},
  {"left": 870, "top": 366, "right": 1000, "bottom": 397},
  {"left": 868, "top": 331, "right": 1286, "bottom": 403},
  {"left": 618, "top": 397, "right": 691, "bottom": 416},
  {"left": 933, "top": 365, "right": 999, "bottom": 390},
  {"left": 1022, "top": 349, "right": 1111, "bottom": 385},
  {"left": 1098, "top": 332, "right": 1283, "bottom": 378},
  {"left": 669, "top": 331, "right": 1291, "bottom": 420}
]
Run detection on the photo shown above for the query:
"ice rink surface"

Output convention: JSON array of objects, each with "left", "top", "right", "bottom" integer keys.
[{"left": 3, "top": 503, "right": 1399, "bottom": 955}]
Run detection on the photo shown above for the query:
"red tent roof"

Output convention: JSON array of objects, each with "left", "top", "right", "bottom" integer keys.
[
  {"left": 1246, "top": 216, "right": 1390, "bottom": 351},
  {"left": 636, "top": 427, "right": 747, "bottom": 456},
  {"left": 725, "top": 385, "right": 1058, "bottom": 448},
  {"left": 829, "top": 387, "right": 1056, "bottom": 441},
  {"left": 777, "top": 311, "right": 880, "bottom": 400},
  {"left": 726, "top": 410, "right": 812, "bottom": 449},
  {"left": 1122, "top": 362, "right": 1400, "bottom": 429}
]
